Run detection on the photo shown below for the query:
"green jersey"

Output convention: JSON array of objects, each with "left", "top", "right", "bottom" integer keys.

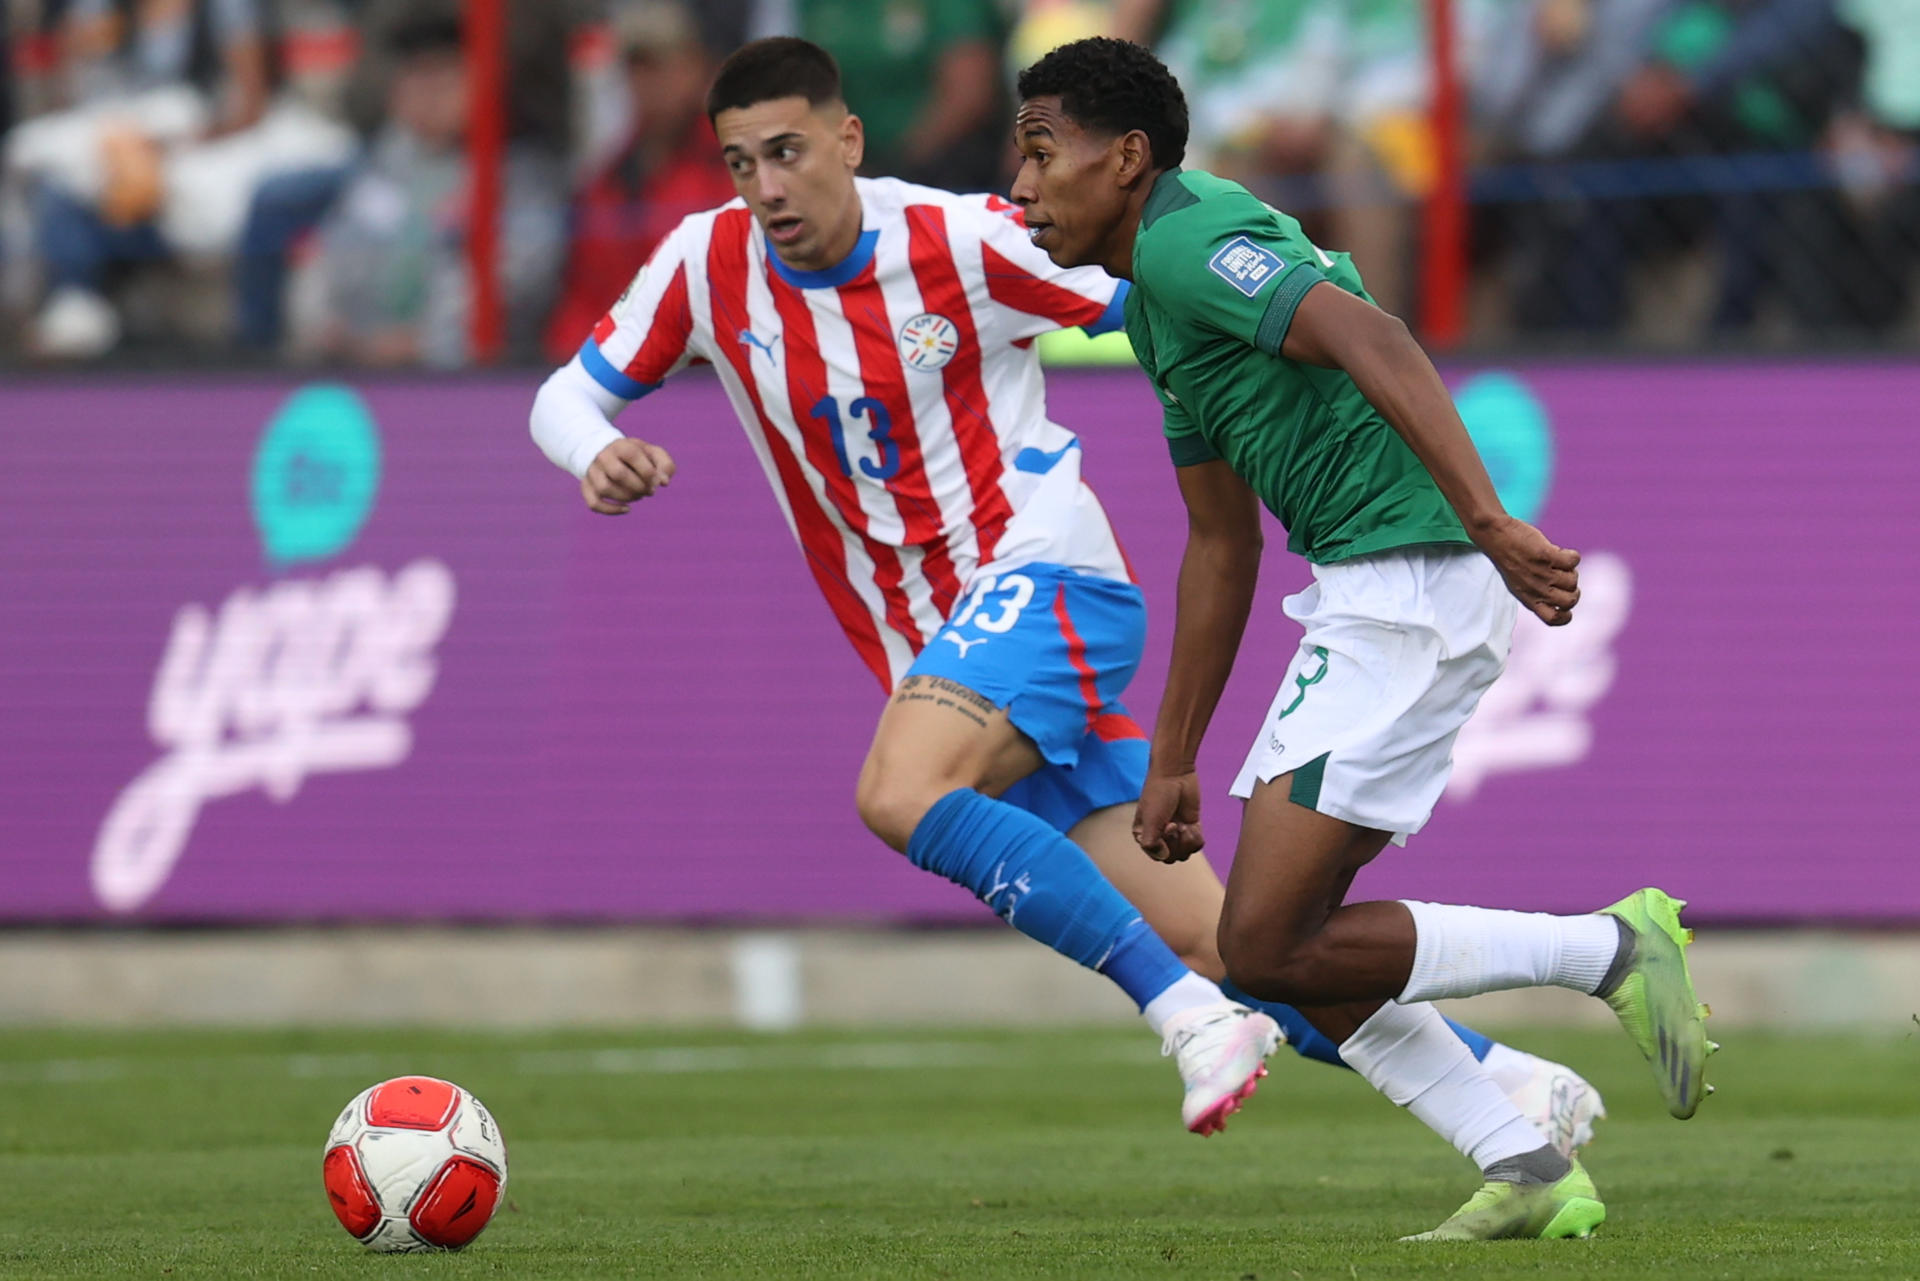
[{"left": 1122, "top": 167, "right": 1470, "bottom": 564}]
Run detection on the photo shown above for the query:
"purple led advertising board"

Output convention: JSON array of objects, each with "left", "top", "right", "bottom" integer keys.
[{"left": 2, "top": 364, "right": 1914, "bottom": 922}]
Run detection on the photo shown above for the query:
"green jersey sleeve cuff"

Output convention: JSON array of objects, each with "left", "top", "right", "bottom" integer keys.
[
  {"left": 1254, "top": 263, "right": 1327, "bottom": 356},
  {"left": 1167, "top": 432, "right": 1220, "bottom": 467}
]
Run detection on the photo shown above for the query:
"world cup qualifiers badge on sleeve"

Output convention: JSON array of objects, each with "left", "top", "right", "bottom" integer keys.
[{"left": 1208, "top": 236, "right": 1288, "bottom": 297}]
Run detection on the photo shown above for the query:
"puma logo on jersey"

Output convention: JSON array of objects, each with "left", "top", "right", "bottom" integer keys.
[
  {"left": 736, "top": 329, "right": 779, "bottom": 362},
  {"left": 941, "top": 632, "right": 988, "bottom": 658}
]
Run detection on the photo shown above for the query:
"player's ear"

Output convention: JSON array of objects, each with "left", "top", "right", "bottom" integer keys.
[
  {"left": 840, "top": 111, "right": 865, "bottom": 171},
  {"left": 1115, "top": 130, "right": 1151, "bottom": 186}
]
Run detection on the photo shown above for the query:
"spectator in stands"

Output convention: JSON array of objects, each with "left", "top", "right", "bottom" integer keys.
[
  {"left": 334, "top": 0, "right": 578, "bottom": 159},
  {"left": 1113, "top": 0, "right": 1344, "bottom": 212},
  {"left": 1477, "top": 0, "right": 1673, "bottom": 164},
  {"left": 1327, "top": 1, "right": 1445, "bottom": 320},
  {"left": 543, "top": 2, "right": 735, "bottom": 361},
  {"left": 238, "top": 0, "right": 582, "bottom": 358},
  {"left": 286, "top": 12, "right": 566, "bottom": 367},
  {"left": 797, "top": 0, "right": 1008, "bottom": 193},
  {"left": 1657, "top": 0, "right": 1858, "bottom": 333},
  {"left": 7, "top": 0, "right": 354, "bottom": 357},
  {"left": 1500, "top": 0, "right": 1852, "bottom": 333},
  {"left": 1111, "top": 0, "right": 1438, "bottom": 318},
  {"left": 1793, "top": 0, "right": 1915, "bottom": 331},
  {"left": 12, "top": 0, "right": 269, "bottom": 355},
  {"left": 1476, "top": 0, "right": 1677, "bottom": 331}
]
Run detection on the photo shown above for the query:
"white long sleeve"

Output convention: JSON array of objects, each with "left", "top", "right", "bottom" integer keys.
[{"left": 530, "top": 355, "right": 632, "bottom": 479}]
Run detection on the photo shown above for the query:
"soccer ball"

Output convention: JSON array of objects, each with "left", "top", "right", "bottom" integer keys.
[{"left": 322, "top": 1076, "right": 508, "bottom": 1252}]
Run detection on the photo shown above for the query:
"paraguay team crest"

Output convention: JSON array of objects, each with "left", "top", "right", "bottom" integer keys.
[{"left": 898, "top": 312, "right": 960, "bottom": 371}]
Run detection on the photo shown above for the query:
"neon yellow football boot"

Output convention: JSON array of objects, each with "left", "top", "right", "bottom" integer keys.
[
  {"left": 1402, "top": 1159, "right": 1606, "bottom": 1241},
  {"left": 1596, "top": 887, "right": 1717, "bottom": 1119}
]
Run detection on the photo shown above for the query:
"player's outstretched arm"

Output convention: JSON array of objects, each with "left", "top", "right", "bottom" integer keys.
[
  {"left": 1137, "top": 460, "right": 1264, "bottom": 864},
  {"left": 1280, "top": 283, "right": 1582, "bottom": 627},
  {"left": 529, "top": 356, "right": 677, "bottom": 516}
]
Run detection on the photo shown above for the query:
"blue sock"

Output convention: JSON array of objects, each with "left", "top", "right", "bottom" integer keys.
[
  {"left": 1220, "top": 981, "right": 1348, "bottom": 1066},
  {"left": 1220, "top": 980, "right": 1497, "bottom": 1067},
  {"left": 907, "top": 788, "right": 1189, "bottom": 1008},
  {"left": 1444, "top": 1017, "right": 1496, "bottom": 1062},
  {"left": 1099, "top": 918, "right": 1192, "bottom": 1007}
]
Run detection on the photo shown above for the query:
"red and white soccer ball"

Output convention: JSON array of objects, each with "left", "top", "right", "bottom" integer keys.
[{"left": 322, "top": 1076, "right": 508, "bottom": 1252}]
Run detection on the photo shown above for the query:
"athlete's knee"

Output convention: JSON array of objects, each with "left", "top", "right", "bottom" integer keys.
[
  {"left": 1220, "top": 946, "right": 1319, "bottom": 1006},
  {"left": 855, "top": 759, "right": 961, "bottom": 852},
  {"left": 1218, "top": 919, "right": 1332, "bottom": 1005}
]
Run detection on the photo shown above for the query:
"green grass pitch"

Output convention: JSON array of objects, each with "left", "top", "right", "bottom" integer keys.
[{"left": 2, "top": 1024, "right": 1915, "bottom": 1278}]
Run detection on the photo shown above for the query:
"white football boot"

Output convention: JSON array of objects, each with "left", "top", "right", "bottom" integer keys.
[{"left": 1161, "top": 1002, "right": 1284, "bottom": 1135}]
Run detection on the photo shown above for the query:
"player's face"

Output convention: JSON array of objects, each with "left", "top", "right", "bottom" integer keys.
[
  {"left": 1010, "top": 97, "right": 1131, "bottom": 269},
  {"left": 713, "top": 96, "right": 866, "bottom": 271}
]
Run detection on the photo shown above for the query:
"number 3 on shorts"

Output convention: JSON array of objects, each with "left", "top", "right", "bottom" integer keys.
[
  {"left": 950, "top": 574, "right": 1036, "bottom": 634},
  {"left": 1278, "top": 645, "right": 1330, "bottom": 718}
]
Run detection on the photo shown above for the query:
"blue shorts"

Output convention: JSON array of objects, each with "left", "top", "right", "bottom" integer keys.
[{"left": 905, "top": 562, "right": 1149, "bottom": 833}]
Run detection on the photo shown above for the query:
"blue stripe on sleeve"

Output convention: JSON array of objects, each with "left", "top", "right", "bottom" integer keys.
[
  {"left": 1082, "top": 281, "right": 1129, "bottom": 336},
  {"left": 578, "top": 338, "right": 659, "bottom": 401}
]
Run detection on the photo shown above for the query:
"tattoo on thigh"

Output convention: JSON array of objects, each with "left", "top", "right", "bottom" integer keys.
[{"left": 892, "top": 675, "right": 996, "bottom": 729}]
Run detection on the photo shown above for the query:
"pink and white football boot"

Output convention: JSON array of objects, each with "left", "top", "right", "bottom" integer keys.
[{"left": 1161, "top": 1002, "right": 1284, "bottom": 1135}]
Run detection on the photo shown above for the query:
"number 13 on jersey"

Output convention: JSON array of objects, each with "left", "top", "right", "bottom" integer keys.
[{"left": 811, "top": 395, "right": 899, "bottom": 482}]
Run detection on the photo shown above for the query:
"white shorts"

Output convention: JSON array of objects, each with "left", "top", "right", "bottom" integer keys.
[{"left": 1229, "top": 545, "right": 1517, "bottom": 843}]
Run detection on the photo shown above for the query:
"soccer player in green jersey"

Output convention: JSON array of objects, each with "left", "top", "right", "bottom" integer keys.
[{"left": 1009, "top": 38, "right": 1715, "bottom": 1241}]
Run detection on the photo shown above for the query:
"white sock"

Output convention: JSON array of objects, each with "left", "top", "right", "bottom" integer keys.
[
  {"left": 1140, "top": 971, "right": 1225, "bottom": 1038},
  {"left": 1340, "top": 1001, "right": 1546, "bottom": 1170},
  {"left": 1398, "top": 901, "right": 1622, "bottom": 1003}
]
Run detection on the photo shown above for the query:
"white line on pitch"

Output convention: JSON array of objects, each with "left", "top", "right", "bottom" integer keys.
[{"left": 0, "top": 1038, "right": 1151, "bottom": 1086}]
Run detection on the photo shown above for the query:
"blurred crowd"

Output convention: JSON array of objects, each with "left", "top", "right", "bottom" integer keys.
[{"left": 0, "top": 0, "right": 1912, "bottom": 365}]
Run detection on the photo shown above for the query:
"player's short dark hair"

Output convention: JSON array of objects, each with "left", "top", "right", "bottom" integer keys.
[
  {"left": 1016, "top": 37, "right": 1188, "bottom": 171},
  {"left": 706, "top": 38, "right": 845, "bottom": 122}
]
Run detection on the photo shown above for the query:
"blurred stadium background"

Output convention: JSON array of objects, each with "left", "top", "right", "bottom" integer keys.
[
  {"left": 4, "top": 0, "right": 1916, "bottom": 1026},
  {"left": 4, "top": 0, "right": 1919, "bottom": 1272}
]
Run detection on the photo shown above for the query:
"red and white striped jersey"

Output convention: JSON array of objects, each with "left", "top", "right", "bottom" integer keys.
[{"left": 580, "top": 177, "right": 1135, "bottom": 690}]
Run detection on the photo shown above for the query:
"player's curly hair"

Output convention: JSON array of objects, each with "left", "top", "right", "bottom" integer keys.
[{"left": 1016, "top": 37, "right": 1188, "bottom": 171}]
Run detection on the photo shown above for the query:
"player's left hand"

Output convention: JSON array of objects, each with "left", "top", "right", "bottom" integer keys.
[
  {"left": 1475, "top": 515, "right": 1581, "bottom": 627},
  {"left": 1134, "top": 770, "right": 1206, "bottom": 864}
]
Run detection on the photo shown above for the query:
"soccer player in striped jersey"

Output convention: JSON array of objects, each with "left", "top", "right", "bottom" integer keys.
[
  {"left": 1010, "top": 38, "right": 1714, "bottom": 1238},
  {"left": 530, "top": 37, "right": 1600, "bottom": 1147}
]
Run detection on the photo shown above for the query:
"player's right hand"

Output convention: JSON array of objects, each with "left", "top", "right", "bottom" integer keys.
[
  {"left": 1134, "top": 770, "right": 1206, "bottom": 864},
  {"left": 1476, "top": 515, "right": 1581, "bottom": 627},
  {"left": 583, "top": 437, "right": 676, "bottom": 515}
]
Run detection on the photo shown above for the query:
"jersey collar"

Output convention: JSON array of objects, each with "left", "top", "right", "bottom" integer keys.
[
  {"left": 1140, "top": 167, "right": 1187, "bottom": 228},
  {"left": 766, "top": 227, "right": 879, "bottom": 289}
]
